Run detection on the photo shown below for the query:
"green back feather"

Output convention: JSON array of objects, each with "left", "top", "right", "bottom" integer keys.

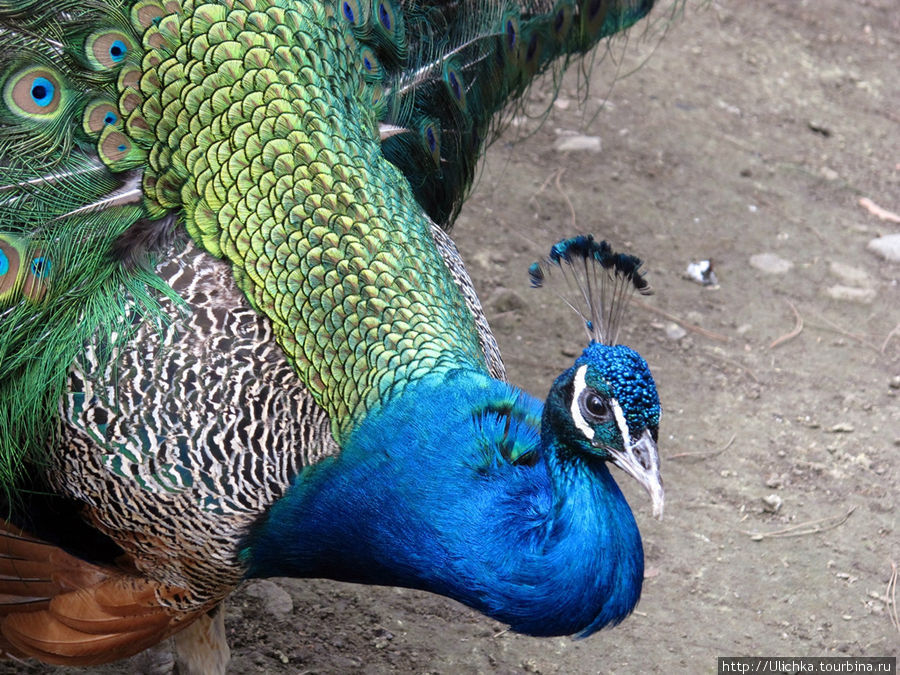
[
  {"left": 376, "top": 0, "right": 662, "bottom": 225},
  {"left": 0, "top": 0, "right": 174, "bottom": 497},
  {"left": 0, "top": 0, "right": 670, "bottom": 497}
]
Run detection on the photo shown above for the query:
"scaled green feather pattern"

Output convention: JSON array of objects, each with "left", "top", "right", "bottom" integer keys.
[
  {"left": 0, "top": 0, "right": 664, "bottom": 489},
  {"left": 140, "top": 0, "right": 488, "bottom": 439}
]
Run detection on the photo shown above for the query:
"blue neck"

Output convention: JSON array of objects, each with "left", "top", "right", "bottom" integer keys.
[{"left": 243, "top": 370, "right": 644, "bottom": 636}]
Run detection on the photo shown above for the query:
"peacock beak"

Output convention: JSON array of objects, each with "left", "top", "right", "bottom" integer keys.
[{"left": 610, "top": 429, "right": 664, "bottom": 520}]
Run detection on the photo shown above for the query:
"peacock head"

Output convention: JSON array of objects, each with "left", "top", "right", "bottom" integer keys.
[
  {"left": 543, "top": 341, "right": 663, "bottom": 517},
  {"left": 531, "top": 235, "right": 664, "bottom": 518}
]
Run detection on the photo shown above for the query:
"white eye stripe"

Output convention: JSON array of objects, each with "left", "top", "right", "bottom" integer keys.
[
  {"left": 570, "top": 365, "right": 594, "bottom": 440},
  {"left": 610, "top": 398, "right": 632, "bottom": 449}
]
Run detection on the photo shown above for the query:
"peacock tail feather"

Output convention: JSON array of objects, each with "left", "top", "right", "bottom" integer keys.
[{"left": 0, "top": 0, "right": 666, "bottom": 493}]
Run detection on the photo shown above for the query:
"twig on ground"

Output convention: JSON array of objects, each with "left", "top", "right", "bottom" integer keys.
[
  {"left": 531, "top": 167, "right": 561, "bottom": 202},
  {"left": 744, "top": 506, "right": 856, "bottom": 541},
  {"left": 769, "top": 301, "right": 804, "bottom": 349},
  {"left": 525, "top": 168, "right": 560, "bottom": 224},
  {"left": 882, "top": 323, "right": 900, "bottom": 354},
  {"left": 553, "top": 168, "right": 577, "bottom": 230},
  {"left": 0, "top": 652, "right": 30, "bottom": 667},
  {"left": 785, "top": 215, "right": 826, "bottom": 243},
  {"left": 669, "top": 434, "right": 736, "bottom": 461},
  {"left": 859, "top": 197, "right": 900, "bottom": 224},
  {"left": 630, "top": 297, "right": 730, "bottom": 342},
  {"left": 888, "top": 561, "right": 899, "bottom": 635},
  {"left": 806, "top": 313, "right": 882, "bottom": 353}
]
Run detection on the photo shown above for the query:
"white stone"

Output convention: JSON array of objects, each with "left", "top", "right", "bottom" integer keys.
[
  {"left": 762, "top": 494, "right": 783, "bottom": 513},
  {"left": 749, "top": 252, "right": 793, "bottom": 274},
  {"left": 867, "top": 233, "right": 900, "bottom": 263},
  {"left": 553, "top": 135, "right": 602, "bottom": 152},
  {"left": 665, "top": 322, "right": 687, "bottom": 340},
  {"left": 828, "top": 260, "right": 871, "bottom": 285},
  {"left": 825, "top": 285, "right": 876, "bottom": 304}
]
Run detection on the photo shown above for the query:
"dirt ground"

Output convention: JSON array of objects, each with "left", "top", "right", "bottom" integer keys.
[{"left": 8, "top": 0, "right": 898, "bottom": 673}]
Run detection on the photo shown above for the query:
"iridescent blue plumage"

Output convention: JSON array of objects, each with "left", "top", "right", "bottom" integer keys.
[
  {"left": 246, "top": 238, "right": 664, "bottom": 635},
  {"left": 245, "top": 366, "right": 651, "bottom": 636}
]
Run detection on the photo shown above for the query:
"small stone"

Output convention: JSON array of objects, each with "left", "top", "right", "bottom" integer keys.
[
  {"left": 553, "top": 134, "right": 602, "bottom": 152},
  {"left": 373, "top": 627, "right": 394, "bottom": 640},
  {"left": 825, "top": 285, "right": 876, "bottom": 304},
  {"left": 820, "top": 166, "right": 839, "bottom": 181},
  {"left": 750, "top": 252, "right": 793, "bottom": 274},
  {"left": 243, "top": 580, "right": 294, "bottom": 619},
  {"left": 889, "top": 376, "right": 900, "bottom": 389},
  {"left": 522, "top": 659, "right": 542, "bottom": 673},
  {"left": 827, "top": 423, "right": 854, "bottom": 433},
  {"left": 808, "top": 121, "right": 832, "bottom": 137},
  {"left": 762, "top": 494, "right": 783, "bottom": 513},
  {"left": 828, "top": 260, "right": 870, "bottom": 285},
  {"left": 867, "top": 233, "right": 900, "bottom": 263},
  {"left": 665, "top": 322, "right": 687, "bottom": 340},
  {"left": 765, "top": 473, "right": 783, "bottom": 489}
]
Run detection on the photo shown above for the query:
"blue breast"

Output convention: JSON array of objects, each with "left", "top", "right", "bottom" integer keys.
[{"left": 244, "top": 368, "right": 644, "bottom": 636}]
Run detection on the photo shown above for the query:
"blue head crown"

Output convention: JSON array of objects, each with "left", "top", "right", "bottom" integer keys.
[
  {"left": 576, "top": 342, "right": 660, "bottom": 437},
  {"left": 531, "top": 235, "right": 659, "bottom": 437}
]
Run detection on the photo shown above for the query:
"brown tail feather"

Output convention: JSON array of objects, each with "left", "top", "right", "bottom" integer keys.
[
  {"left": 2, "top": 610, "right": 168, "bottom": 665},
  {"left": 0, "top": 521, "right": 204, "bottom": 666},
  {"left": 0, "top": 524, "right": 109, "bottom": 604},
  {"left": 50, "top": 584, "right": 173, "bottom": 634}
]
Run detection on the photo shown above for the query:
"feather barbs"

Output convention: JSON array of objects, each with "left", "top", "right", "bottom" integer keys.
[
  {"left": 529, "top": 235, "right": 652, "bottom": 346},
  {"left": 3, "top": 66, "right": 69, "bottom": 119},
  {"left": 578, "top": 0, "right": 611, "bottom": 46},
  {"left": 370, "top": 0, "right": 406, "bottom": 63},
  {"left": 339, "top": 0, "right": 368, "bottom": 30},
  {"left": 131, "top": 0, "right": 183, "bottom": 31},
  {"left": 84, "top": 30, "right": 138, "bottom": 71},
  {"left": 419, "top": 117, "right": 441, "bottom": 167},
  {"left": 98, "top": 126, "right": 147, "bottom": 170},
  {"left": 551, "top": 0, "right": 576, "bottom": 40},
  {"left": 0, "top": 234, "right": 52, "bottom": 304},
  {"left": 82, "top": 100, "right": 123, "bottom": 137},
  {"left": 441, "top": 60, "right": 467, "bottom": 112}
]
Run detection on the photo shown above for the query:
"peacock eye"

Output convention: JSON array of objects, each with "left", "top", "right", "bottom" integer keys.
[{"left": 579, "top": 389, "right": 612, "bottom": 423}]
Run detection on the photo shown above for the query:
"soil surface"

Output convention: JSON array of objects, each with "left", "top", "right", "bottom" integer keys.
[{"left": 8, "top": 0, "right": 899, "bottom": 672}]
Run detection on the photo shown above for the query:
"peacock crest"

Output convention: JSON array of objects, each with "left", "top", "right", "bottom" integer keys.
[{"left": 529, "top": 234, "right": 652, "bottom": 345}]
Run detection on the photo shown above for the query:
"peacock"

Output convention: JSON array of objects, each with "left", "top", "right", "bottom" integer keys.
[{"left": 0, "top": 0, "right": 667, "bottom": 670}]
